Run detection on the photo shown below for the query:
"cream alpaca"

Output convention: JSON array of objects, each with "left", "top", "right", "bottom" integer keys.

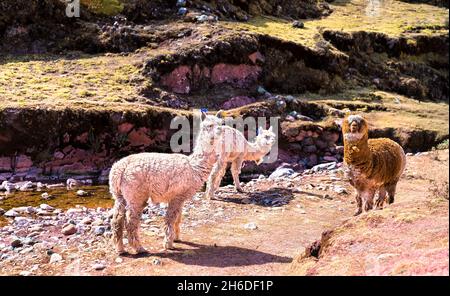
[
  {"left": 204, "top": 125, "right": 276, "bottom": 200},
  {"left": 109, "top": 112, "right": 224, "bottom": 254}
]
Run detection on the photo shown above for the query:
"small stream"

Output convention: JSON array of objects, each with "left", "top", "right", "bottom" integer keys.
[{"left": 0, "top": 185, "right": 114, "bottom": 226}]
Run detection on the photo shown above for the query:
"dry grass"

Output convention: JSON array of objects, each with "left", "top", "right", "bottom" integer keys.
[{"left": 225, "top": 0, "right": 448, "bottom": 48}]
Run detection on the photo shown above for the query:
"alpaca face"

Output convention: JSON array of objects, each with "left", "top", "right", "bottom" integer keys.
[
  {"left": 342, "top": 115, "right": 368, "bottom": 143},
  {"left": 256, "top": 126, "right": 276, "bottom": 149},
  {"left": 200, "top": 114, "right": 224, "bottom": 146}
]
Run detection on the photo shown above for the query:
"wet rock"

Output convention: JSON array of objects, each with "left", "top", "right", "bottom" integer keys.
[
  {"left": 62, "top": 224, "right": 77, "bottom": 235},
  {"left": 49, "top": 253, "right": 62, "bottom": 264}
]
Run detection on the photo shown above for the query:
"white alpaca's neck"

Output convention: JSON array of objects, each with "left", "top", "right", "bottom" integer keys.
[{"left": 189, "top": 132, "right": 218, "bottom": 182}]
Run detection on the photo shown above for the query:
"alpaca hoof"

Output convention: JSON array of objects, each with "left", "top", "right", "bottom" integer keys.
[
  {"left": 354, "top": 209, "right": 362, "bottom": 216},
  {"left": 116, "top": 249, "right": 127, "bottom": 256},
  {"left": 164, "top": 241, "right": 174, "bottom": 250}
]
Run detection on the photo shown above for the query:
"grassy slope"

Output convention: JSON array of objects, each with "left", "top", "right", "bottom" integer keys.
[
  {"left": 226, "top": 0, "right": 448, "bottom": 48},
  {"left": 0, "top": 0, "right": 448, "bottom": 137}
]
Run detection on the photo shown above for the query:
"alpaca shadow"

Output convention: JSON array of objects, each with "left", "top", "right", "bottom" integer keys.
[
  {"left": 124, "top": 241, "right": 292, "bottom": 267},
  {"left": 217, "top": 187, "right": 295, "bottom": 207}
]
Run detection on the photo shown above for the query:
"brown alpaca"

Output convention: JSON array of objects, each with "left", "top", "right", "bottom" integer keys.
[{"left": 342, "top": 115, "right": 406, "bottom": 216}]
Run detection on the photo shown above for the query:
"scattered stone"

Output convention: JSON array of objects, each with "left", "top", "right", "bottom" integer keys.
[
  {"left": 178, "top": 7, "right": 188, "bottom": 15},
  {"left": 176, "top": 0, "right": 186, "bottom": 7},
  {"left": 49, "top": 253, "right": 63, "bottom": 264},
  {"left": 311, "top": 162, "right": 337, "bottom": 173},
  {"left": 257, "top": 86, "right": 268, "bottom": 94},
  {"left": 62, "top": 224, "right": 77, "bottom": 235},
  {"left": 4, "top": 209, "right": 19, "bottom": 218},
  {"left": 93, "top": 226, "right": 106, "bottom": 236},
  {"left": 244, "top": 222, "right": 258, "bottom": 230},
  {"left": 285, "top": 115, "right": 296, "bottom": 122},
  {"left": 76, "top": 190, "right": 89, "bottom": 197},
  {"left": 115, "top": 257, "right": 123, "bottom": 264},
  {"left": 292, "top": 20, "right": 304, "bottom": 28},
  {"left": 152, "top": 258, "right": 162, "bottom": 265},
  {"left": 80, "top": 217, "right": 93, "bottom": 225},
  {"left": 269, "top": 167, "right": 295, "bottom": 179},
  {"left": 0, "top": 207, "right": 4, "bottom": 215},
  {"left": 41, "top": 192, "right": 52, "bottom": 200},
  {"left": 92, "top": 263, "right": 106, "bottom": 270},
  {"left": 39, "top": 204, "right": 54, "bottom": 211},
  {"left": 19, "top": 271, "right": 32, "bottom": 276},
  {"left": 333, "top": 186, "right": 348, "bottom": 195},
  {"left": 11, "top": 239, "right": 23, "bottom": 248}
]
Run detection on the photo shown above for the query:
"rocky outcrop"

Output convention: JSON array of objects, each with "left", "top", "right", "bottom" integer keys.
[{"left": 323, "top": 30, "right": 449, "bottom": 101}]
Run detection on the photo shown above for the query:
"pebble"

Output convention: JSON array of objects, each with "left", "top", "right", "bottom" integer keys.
[
  {"left": 244, "top": 222, "right": 258, "bottom": 230},
  {"left": 41, "top": 192, "right": 52, "bottom": 200},
  {"left": 292, "top": 20, "right": 305, "bottom": 28},
  {"left": 76, "top": 190, "right": 89, "bottom": 197},
  {"left": 39, "top": 204, "right": 54, "bottom": 211},
  {"left": 62, "top": 224, "right": 77, "bottom": 235},
  {"left": 4, "top": 209, "right": 20, "bottom": 217},
  {"left": 92, "top": 263, "right": 106, "bottom": 270},
  {"left": 49, "top": 253, "right": 63, "bottom": 264},
  {"left": 11, "top": 239, "right": 23, "bottom": 248},
  {"left": 152, "top": 258, "right": 162, "bottom": 265},
  {"left": 115, "top": 257, "right": 123, "bottom": 264},
  {"left": 19, "top": 271, "right": 32, "bottom": 276}
]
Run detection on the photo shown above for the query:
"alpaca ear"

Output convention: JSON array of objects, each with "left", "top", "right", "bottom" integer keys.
[
  {"left": 268, "top": 126, "right": 273, "bottom": 132},
  {"left": 215, "top": 110, "right": 225, "bottom": 118},
  {"left": 258, "top": 126, "right": 264, "bottom": 135},
  {"left": 201, "top": 112, "right": 207, "bottom": 121}
]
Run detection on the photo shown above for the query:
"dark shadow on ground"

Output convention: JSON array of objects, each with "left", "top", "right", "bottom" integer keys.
[{"left": 122, "top": 241, "right": 293, "bottom": 267}]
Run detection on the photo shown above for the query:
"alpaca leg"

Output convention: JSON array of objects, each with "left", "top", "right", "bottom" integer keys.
[
  {"left": 362, "top": 189, "right": 376, "bottom": 212},
  {"left": 174, "top": 204, "right": 184, "bottom": 242},
  {"left": 231, "top": 158, "right": 244, "bottom": 193},
  {"left": 354, "top": 190, "right": 363, "bottom": 216},
  {"left": 125, "top": 201, "right": 146, "bottom": 254},
  {"left": 164, "top": 198, "right": 183, "bottom": 250},
  {"left": 386, "top": 181, "right": 398, "bottom": 204},
  {"left": 111, "top": 197, "right": 126, "bottom": 254},
  {"left": 204, "top": 161, "right": 225, "bottom": 200},
  {"left": 209, "top": 163, "right": 227, "bottom": 200},
  {"left": 375, "top": 187, "right": 387, "bottom": 210}
]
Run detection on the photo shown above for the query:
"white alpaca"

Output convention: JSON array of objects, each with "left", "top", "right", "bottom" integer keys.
[
  {"left": 109, "top": 112, "right": 224, "bottom": 254},
  {"left": 204, "top": 125, "right": 276, "bottom": 200}
]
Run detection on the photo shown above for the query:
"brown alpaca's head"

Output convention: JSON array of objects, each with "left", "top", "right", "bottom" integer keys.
[{"left": 342, "top": 114, "right": 369, "bottom": 144}]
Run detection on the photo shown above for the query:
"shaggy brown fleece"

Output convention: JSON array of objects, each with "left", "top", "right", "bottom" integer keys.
[{"left": 342, "top": 114, "right": 406, "bottom": 215}]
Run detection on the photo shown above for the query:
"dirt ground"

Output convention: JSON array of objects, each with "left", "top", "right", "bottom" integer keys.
[{"left": 1, "top": 150, "right": 446, "bottom": 276}]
